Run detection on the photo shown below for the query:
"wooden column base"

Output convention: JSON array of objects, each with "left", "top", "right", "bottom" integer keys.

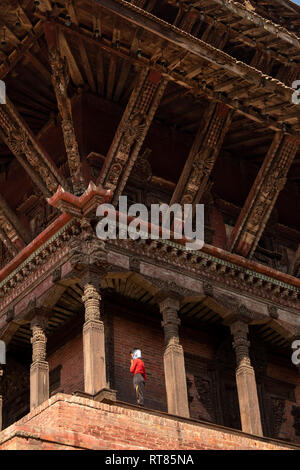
[
  {"left": 83, "top": 320, "right": 107, "bottom": 395},
  {"left": 164, "top": 343, "right": 190, "bottom": 418},
  {"left": 74, "top": 388, "right": 117, "bottom": 404},
  {"left": 30, "top": 361, "right": 49, "bottom": 411},
  {"left": 236, "top": 363, "right": 263, "bottom": 436}
]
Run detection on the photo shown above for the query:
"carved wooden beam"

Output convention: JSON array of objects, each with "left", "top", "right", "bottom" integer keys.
[
  {"left": 99, "top": 68, "right": 167, "bottom": 203},
  {"left": 171, "top": 102, "right": 233, "bottom": 206},
  {"left": 0, "top": 98, "right": 66, "bottom": 198},
  {"left": 44, "top": 21, "right": 85, "bottom": 196},
  {"left": 229, "top": 133, "right": 299, "bottom": 258}
]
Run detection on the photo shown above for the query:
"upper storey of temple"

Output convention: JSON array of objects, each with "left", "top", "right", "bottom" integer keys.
[{"left": 0, "top": 0, "right": 299, "bottom": 280}]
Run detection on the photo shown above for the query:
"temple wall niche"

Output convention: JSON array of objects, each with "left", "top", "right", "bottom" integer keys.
[{"left": 266, "top": 361, "right": 300, "bottom": 443}]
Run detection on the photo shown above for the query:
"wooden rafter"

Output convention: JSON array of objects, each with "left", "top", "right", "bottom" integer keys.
[
  {"left": 0, "top": 20, "right": 44, "bottom": 80},
  {"left": 87, "top": 0, "right": 299, "bottom": 137},
  {"left": 46, "top": 16, "right": 299, "bottom": 136},
  {"left": 58, "top": 30, "right": 84, "bottom": 87}
]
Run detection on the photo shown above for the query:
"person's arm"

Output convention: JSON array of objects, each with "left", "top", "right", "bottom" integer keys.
[{"left": 130, "top": 358, "right": 137, "bottom": 373}]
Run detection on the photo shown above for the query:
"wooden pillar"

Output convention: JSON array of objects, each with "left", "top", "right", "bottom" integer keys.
[
  {"left": 30, "top": 317, "right": 49, "bottom": 410},
  {"left": 82, "top": 274, "right": 107, "bottom": 395},
  {"left": 230, "top": 320, "right": 263, "bottom": 436},
  {"left": 158, "top": 295, "right": 189, "bottom": 418}
]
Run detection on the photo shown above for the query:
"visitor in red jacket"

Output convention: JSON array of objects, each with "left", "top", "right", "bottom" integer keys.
[{"left": 130, "top": 349, "right": 146, "bottom": 406}]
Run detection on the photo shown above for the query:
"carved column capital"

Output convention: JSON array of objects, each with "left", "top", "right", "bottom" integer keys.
[
  {"left": 82, "top": 280, "right": 102, "bottom": 323},
  {"left": 30, "top": 316, "right": 48, "bottom": 364},
  {"left": 230, "top": 320, "right": 252, "bottom": 371},
  {"left": 156, "top": 294, "right": 181, "bottom": 346}
]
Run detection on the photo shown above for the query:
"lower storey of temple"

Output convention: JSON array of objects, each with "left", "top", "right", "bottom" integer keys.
[
  {"left": 0, "top": 394, "right": 299, "bottom": 450},
  {"left": 2, "top": 290, "right": 300, "bottom": 449}
]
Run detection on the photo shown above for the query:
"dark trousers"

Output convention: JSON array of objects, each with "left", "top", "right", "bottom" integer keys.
[{"left": 133, "top": 373, "right": 145, "bottom": 406}]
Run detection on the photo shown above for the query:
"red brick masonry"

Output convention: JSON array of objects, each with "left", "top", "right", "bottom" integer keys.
[{"left": 0, "top": 394, "right": 299, "bottom": 450}]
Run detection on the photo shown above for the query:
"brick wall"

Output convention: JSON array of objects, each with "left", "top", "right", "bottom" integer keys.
[
  {"left": 113, "top": 311, "right": 167, "bottom": 411},
  {"left": 48, "top": 331, "right": 84, "bottom": 395},
  {"left": 0, "top": 394, "right": 299, "bottom": 450}
]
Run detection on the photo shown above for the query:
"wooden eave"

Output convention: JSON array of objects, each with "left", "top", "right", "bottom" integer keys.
[{"left": 65, "top": 0, "right": 300, "bottom": 136}]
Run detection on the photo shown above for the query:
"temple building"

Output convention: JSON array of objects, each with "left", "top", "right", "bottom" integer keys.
[{"left": 1, "top": 0, "right": 300, "bottom": 450}]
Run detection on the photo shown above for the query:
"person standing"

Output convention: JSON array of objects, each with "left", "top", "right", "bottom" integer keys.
[{"left": 130, "top": 349, "right": 146, "bottom": 406}]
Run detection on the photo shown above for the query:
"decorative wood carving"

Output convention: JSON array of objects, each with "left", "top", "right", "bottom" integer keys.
[
  {"left": 171, "top": 102, "right": 233, "bottom": 206},
  {"left": 0, "top": 98, "right": 65, "bottom": 197},
  {"left": 45, "top": 22, "right": 85, "bottom": 196},
  {"left": 230, "top": 134, "right": 299, "bottom": 258},
  {"left": 99, "top": 68, "right": 167, "bottom": 204}
]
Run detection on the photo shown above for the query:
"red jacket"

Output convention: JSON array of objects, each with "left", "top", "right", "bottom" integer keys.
[{"left": 130, "top": 358, "right": 146, "bottom": 381}]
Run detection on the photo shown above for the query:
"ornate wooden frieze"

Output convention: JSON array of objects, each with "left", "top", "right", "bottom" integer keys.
[
  {"left": 0, "top": 98, "right": 65, "bottom": 197},
  {"left": 171, "top": 102, "right": 233, "bottom": 206},
  {"left": 45, "top": 22, "right": 85, "bottom": 196},
  {"left": 230, "top": 134, "right": 299, "bottom": 258},
  {"left": 69, "top": 219, "right": 108, "bottom": 271},
  {"left": 99, "top": 68, "right": 167, "bottom": 204},
  {"left": 107, "top": 237, "right": 300, "bottom": 309},
  {"left": 0, "top": 219, "right": 79, "bottom": 310}
]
